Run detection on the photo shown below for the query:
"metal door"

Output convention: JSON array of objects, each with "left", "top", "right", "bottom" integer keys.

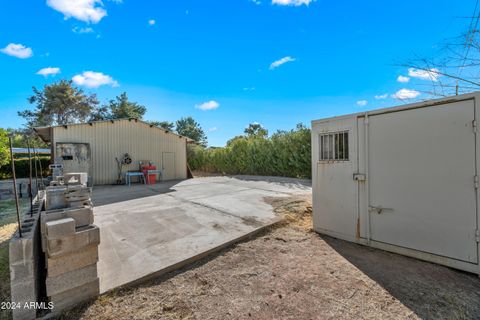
[
  {"left": 162, "top": 152, "right": 175, "bottom": 180},
  {"left": 367, "top": 100, "right": 478, "bottom": 263}
]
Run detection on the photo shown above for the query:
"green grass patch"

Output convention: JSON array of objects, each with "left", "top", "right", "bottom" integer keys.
[{"left": 0, "top": 199, "right": 30, "bottom": 227}]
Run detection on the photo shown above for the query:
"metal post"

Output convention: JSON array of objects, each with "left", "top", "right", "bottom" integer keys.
[
  {"left": 27, "top": 140, "right": 33, "bottom": 216},
  {"left": 37, "top": 149, "right": 44, "bottom": 186},
  {"left": 9, "top": 137, "right": 22, "bottom": 238},
  {"left": 33, "top": 145, "right": 39, "bottom": 190}
]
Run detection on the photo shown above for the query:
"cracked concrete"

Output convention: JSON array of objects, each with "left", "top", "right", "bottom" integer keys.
[{"left": 92, "top": 176, "right": 311, "bottom": 293}]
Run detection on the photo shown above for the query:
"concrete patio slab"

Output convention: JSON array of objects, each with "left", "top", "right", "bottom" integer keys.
[{"left": 92, "top": 176, "right": 311, "bottom": 293}]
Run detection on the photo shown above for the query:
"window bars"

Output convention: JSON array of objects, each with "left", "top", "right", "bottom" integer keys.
[{"left": 319, "top": 131, "right": 349, "bottom": 161}]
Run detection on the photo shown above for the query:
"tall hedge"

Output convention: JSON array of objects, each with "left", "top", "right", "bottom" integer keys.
[
  {"left": 0, "top": 157, "right": 50, "bottom": 179},
  {"left": 188, "top": 124, "right": 311, "bottom": 179}
]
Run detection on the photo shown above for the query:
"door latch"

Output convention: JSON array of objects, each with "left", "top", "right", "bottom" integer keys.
[
  {"left": 353, "top": 173, "right": 366, "bottom": 181},
  {"left": 368, "top": 206, "right": 393, "bottom": 214}
]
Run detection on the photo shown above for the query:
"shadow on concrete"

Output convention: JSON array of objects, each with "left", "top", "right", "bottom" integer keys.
[
  {"left": 230, "top": 175, "right": 312, "bottom": 189},
  {"left": 91, "top": 180, "right": 181, "bottom": 207},
  {"left": 321, "top": 234, "right": 480, "bottom": 319}
]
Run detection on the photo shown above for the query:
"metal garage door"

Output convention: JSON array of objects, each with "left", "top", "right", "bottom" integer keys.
[{"left": 367, "top": 99, "right": 478, "bottom": 263}]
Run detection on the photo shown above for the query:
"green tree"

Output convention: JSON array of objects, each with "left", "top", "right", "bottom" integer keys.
[
  {"left": 106, "top": 92, "right": 146, "bottom": 120},
  {"left": 244, "top": 123, "right": 268, "bottom": 138},
  {"left": 0, "top": 129, "right": 10, "bottom": 167},
  {"left": 148, "top": 121, "right": 175, "bottom": 131},
  {"left": 88, "top": 105, "right": 110, "bottom": 122},
  {"left": 6, "top": 128, "right": 48, "bottom": 148},
  {"left": 18, "top": 80, "right": 98, "bottom": 127},
  {"left": 226, "top": 135, "right": 246, "bottom": 146},
  {"left": 176, "top": 117, "right": 207, "bottom": 146}
]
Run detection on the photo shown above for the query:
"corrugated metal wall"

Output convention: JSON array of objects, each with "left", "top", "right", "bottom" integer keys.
[{"left": 52, "top": 119, "right": 187, "bottom": 185}]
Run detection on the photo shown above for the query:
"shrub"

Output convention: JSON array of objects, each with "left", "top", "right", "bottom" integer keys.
[
  {"left": 188, "top": 124, "right": 311, "bottom": 179},
  {"left": 0, "top": 157, "right": 50, "bottom": 179}
]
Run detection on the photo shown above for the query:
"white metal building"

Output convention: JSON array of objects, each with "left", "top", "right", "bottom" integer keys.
[
  {"left": 35, "top": 118, "right": 191, "bottom": 185},
  {"left": 311, "top": 92, "right": 480, "bottom": 274}
]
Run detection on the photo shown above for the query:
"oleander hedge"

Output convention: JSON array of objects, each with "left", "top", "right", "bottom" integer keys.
[
  {"left": 188, "top": 124, "right": 311, "bottom": 179},
  {"left": 0, "top": 157, "right": 50, "bottom": 179}
]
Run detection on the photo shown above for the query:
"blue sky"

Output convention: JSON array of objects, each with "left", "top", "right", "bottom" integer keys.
[{"left": 0, "top": 0, "right": 473, "bottom": 146}]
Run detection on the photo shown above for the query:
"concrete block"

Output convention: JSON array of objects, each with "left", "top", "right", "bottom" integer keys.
[
  {"left": 9, "top": 234, "right": 35, "bottom": 264},
  {"left": 46, "top": 225, "right": 100, "bottom": 257},
  {"left": 9, "top": 210, "right": 41, "bottom": 320},
  {"left": 12, "top": 308, "right": 36, "bottom": 320},
  {"left": 42, "top": 206, "right": 93, "bottom": 229},
  {"left": 45, "top": 186, "right": 68, "bottom": 210},
  {"left": 46, "top": 264, "right": 97, "bottom": 296},
  {"left": 9, "top": 260, "right": 35, "bottom": 282},
  {"left": 68, "top": 200, "right": 92, "bottom": 208},
  {"left": 10, "top": 280, "right": 37, "bottom": 320},
  {"left": 49, "top": 278, "right": 99, "bottom": 313},
  {"left": 47, "top": 245, "right": 98, "bottom": 277},
  {"left": 64, "top": 172, "right": 88, "bottom": 186},
  {"left": 41, "top": 208, "right": 93, "bottom": 252},
  {"left": 45, "top": 218, "right": 75, "bottom": 240},
  {"left": 66, "top": 185, "right": 91, "bottom": 195}
]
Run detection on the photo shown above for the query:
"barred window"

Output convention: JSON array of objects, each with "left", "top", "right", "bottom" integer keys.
[{"left": 319, "top": 131, "right": 349, "bottom": 161}]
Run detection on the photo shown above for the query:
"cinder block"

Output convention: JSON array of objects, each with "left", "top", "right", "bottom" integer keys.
[
  {"left": 41, "top": 208, "right": 93, "bottom": 252},
  {"left": 9, "top": 235, "right": 35, "bottom": 264},
  {"left": 46, "top": 225, "right": 100, "bottom": 257},
  {"left": 9, "top": 213, "right": 41, "bottom": 320},
  {"left": 49, "top": 278, "right": 99, "bottom": 313},
  {"left": 45, "top": 218, "right": 75, "bottom": 240},
  {"left": 42, "top": 207, "right": 93, "bottom": 229},
  {"left": 46, "top": 264, "right": 97, "bottom": 296},
  {"left": 66, "top": 185, "right": 91, "bottom": 195},
  {"left": 11, "top": 278, "right": 37, "bottom": 304},
  {"left": 11, "top": 279, "right": 38, "bottom": 320},
  {"left": 68, "top": 200, "right": 92, "bottom": 208},
  {"left": 47, "top": 245, "right": 98, "bottom": 277},
  {"left": 45, "top": 186, "right": 68, "bottom": 210},
  {"left": 10, "top": 260, "right": 35, "bottom": 282},
  {"left": 12, "top": 305, "right": 36, "bottom": 320},
  {"left": 64, "top": 172, "right": 88, "bottom": 185}
]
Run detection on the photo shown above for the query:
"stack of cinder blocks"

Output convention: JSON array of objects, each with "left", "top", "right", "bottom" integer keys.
[
  {"left": 41, "top": 172, "right": 100, "bottom": 314},
  {"left": 9, "top": 193, "right": 43, "bottom": 320}
]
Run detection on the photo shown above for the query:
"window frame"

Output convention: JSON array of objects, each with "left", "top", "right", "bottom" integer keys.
[{"left": 319, "top": 131, "right": 349, "bottom": 162}]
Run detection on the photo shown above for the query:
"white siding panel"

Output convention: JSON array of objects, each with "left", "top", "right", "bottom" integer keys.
[{"left": 52, "top": 119, "right": 187, "bottom": 185}]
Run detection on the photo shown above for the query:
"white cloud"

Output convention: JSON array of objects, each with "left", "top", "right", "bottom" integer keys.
[
  {"left": 408, "top": 68, "right": 440, "bottom": 82},
  {"left": 243, "top": 87, "right": 256, "bottom": 91},
  {"left": 36, "top": 67, "right": 61, "bottom": 77},
  {"left": 0, "top": 43, "right": 33, "bottom": 59},
  {"left": 72, "top": 71, "right": 119, "bottom": 88},
  {"left": 251, "top": 0, "right": 261, "bottom": 4},
  {"left": 46, "top": 0, "right": 107, "bottom": 24},
  {"left": 269, "top": 56, "right": 295, "bottom": 70},
  {"left": 148, "top": 19, "right": 156, "bottom": 25},
  {"left": 272, "top": 0, "right": 313, "bottom": 6},
  {"left": 397, "top": 75, "right": 410, "bottom": 83},
  {"left": 374, "top": 94, "right": 388, "bottom": 100},
  {"left": 392, "top": 88, "right": 421, "bottom": 100},
  {"left": 356, "top": 100, "right": 368, "bottom": 107},
  {"left": 72, "top": 26, "right": 94, "bottom": 34},
  {"left": 208, "top": 127, "right": 218, "bottom": 132},
  {"left": 195, "top": 100, "right": 220, "bottom": 111}
]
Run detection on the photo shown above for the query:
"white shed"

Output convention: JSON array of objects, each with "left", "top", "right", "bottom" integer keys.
[
  {"left": 35, "top": 118, "right": 191, "bottom": 185},
  {"left": 311, "top": 92, "right": 480, "bottom": 274}
]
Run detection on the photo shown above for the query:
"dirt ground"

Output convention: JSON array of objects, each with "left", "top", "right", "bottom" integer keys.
[{"left": 63, "top": 195, "right": 480, "bottom": 320}]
